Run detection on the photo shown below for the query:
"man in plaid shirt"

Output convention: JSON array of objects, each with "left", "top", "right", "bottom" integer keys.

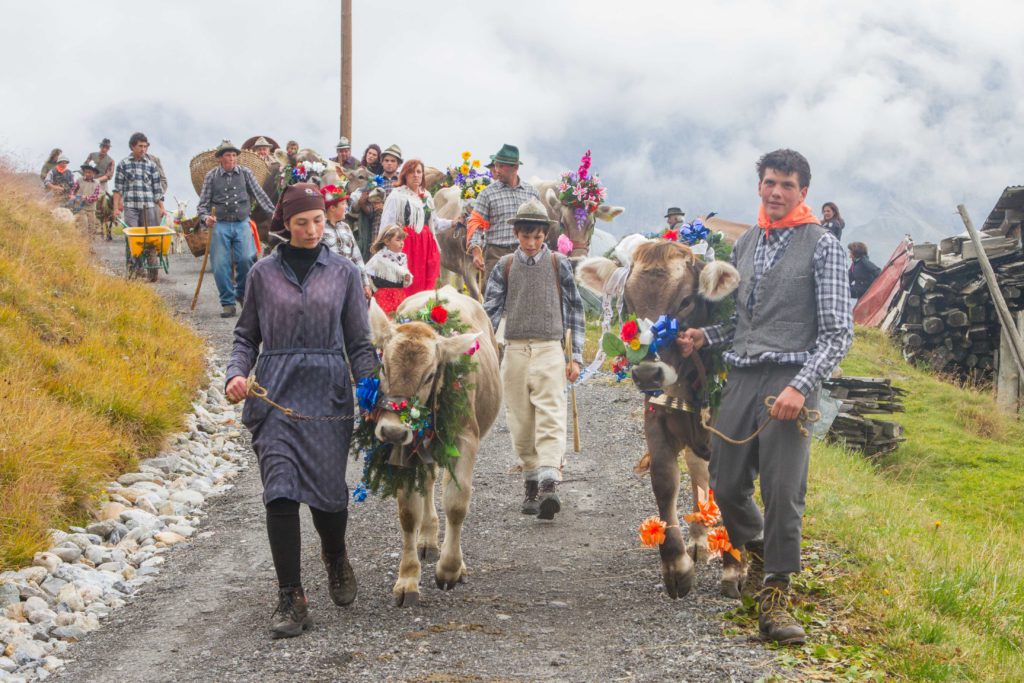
[
  {"left": 678, "top": 149, "right": 852, "bottom": 646},
  {"left": 467, "top": 144, "right": 540, "bottom": 289},
  {"left": 112, "top": 132, "right": 165, "bottom": 228}
]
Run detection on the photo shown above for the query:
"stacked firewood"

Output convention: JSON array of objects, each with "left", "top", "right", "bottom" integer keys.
[
  {"left": 823, "top": 377, "right": 906, "bottom": 456},
  {"left": 888, "top": 251, "right": 1024, "bottom": 383}
]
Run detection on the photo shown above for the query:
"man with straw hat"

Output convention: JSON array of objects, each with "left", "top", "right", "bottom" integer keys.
[
  {"left": 43, "top": 155, "right": 75, "bottom": 198},
  {"left": 252, "top": 136, "right": 275, "bottom": 164},
  {"left": 483, "top": 198, "right": 584, "bottom": 521},
  {"left": 197, "top": 140, "right": 277, "bottom": 318},
  {"left": 664, "top": 207, "right": 686, "bottom": 230},
  {"left": 332, "top": 137, "right": 358, "bottom": 171},
  {"left": 467, "top": 144, "right": 540, "bottom": 288},
  {"left": 378, "top": 144, "right": 402, "bottom": 193},
  {"left": 72, "top": 161, "right": 103, "bottom": 234}
]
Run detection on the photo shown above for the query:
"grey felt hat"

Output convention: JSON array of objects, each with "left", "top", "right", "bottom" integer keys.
[
  {"left": 507, "top": 197, "right": 556, "bottom": 227},
  {"left": 664, "top": 207, "right": 685, "bottom": 219},
  {"left": 490, "top": 143, "right": 523, "bottom": 166},
  {"left": 380, "top": 144, "right": 403, "bottom": 162},
  {"left": 214, "top": 140, "right": 241, "bottom": 157},
  {"left": 335, "top": 137, "right": 351, "bottom": 150}
]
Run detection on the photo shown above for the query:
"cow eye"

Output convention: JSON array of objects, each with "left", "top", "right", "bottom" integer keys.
[{"left": 423, "top": 371, "right": 435, "bottom": 386}]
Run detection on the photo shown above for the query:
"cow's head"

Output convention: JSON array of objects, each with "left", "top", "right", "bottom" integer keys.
[
  {"left": 344, "top": 166, "right": 372, "bottom": 197},
  {"left": 542, "top": 187, "right": 624, "bottom": 258},
  {"left": 368, "top": 300, "right": 480, "bottom": 445},
  {"left": 582, "top": 241, "right": 738, "bottom": 396}
]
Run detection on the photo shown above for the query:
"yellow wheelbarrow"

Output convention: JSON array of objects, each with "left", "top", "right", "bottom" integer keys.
[{"left": 122, "top": 223, "right": 175, "bottom": 282}]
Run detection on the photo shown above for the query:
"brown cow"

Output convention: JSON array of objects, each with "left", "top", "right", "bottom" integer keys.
[
  {"left": 578, "top": 240, "right": 743, "bottom": 598},
  {"left": 367, "top": 286, "right": 501, "bottom": 606}
]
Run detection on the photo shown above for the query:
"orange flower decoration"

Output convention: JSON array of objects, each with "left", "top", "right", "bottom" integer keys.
[
  {"left": 639, "top": 516, "right": 668, "bottom": 548},
  {"left": 683, "top": 488, "right": 722, "bottom": 527},
  {"left": 707, "top": 526, "right": 741, "bottom": 561}
]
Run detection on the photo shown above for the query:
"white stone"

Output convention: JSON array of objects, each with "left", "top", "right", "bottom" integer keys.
[
  {"left": 18, "top": 568, "right": 47, "bottom": 586},
  {"left": 167, "top": 524, "right": 195, "bottom": 538},
  {"left": 31, "top": 553, "right": 62, "bottom": 574},
  {"left": 56, "top": 584, "right": 84, "bottom": 612},
  {"left": 22, "top": 597, "right": 48, "bottom": 614},
  {"left": 97, "top": 502, "right": 127, "bottom": 521},
  {"left": 27, "top": 608, "right": 56, "bottom": 624},
  {"left": 169, "top": 490, "right": 204, "bottom": 507},
  {"left": 154, "top": 532, "right": 186, "bottom": 546}
]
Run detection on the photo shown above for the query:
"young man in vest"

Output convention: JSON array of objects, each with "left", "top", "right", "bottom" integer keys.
[
  {"left": 677, "top": 149, "right": 853, "bottom": 645},
  {"left": 197, "top": 140, "right": 276, "bottom": 317},
  {"left": 483, "top": 198, "right": 584, "bottom": 520}
]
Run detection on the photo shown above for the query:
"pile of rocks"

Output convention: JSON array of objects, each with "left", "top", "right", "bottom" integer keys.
[{"left": 0, "top": 368, "right": 249, "bottom": 682}]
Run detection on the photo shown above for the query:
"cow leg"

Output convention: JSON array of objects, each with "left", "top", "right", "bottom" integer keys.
[
  {"left": 720, "top": 545, "right": 748, "bottom": 599},
  {"left": 418, "top": 468, "right": 440, "bottom": 562},
  {"left": 436, "top": 434, "right": 477, "bottom": 590},
  {"left": 463, "top": 262, "right": 481, "bottom": 301},
  {"left": 645, "top": 410, "right": 695, "bottom": 599},
  {"left": 393, "top": 487, "right": 424, "bottom": 607},
  {"left": 682, "top": 448, "right": 710, "bottom": 564}
]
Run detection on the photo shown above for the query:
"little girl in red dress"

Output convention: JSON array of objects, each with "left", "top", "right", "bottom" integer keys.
[{"left": 365, "top": 224, "right": 413, "bottom": 314}]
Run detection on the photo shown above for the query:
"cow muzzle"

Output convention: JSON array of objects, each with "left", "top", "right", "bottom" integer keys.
[
  {"left": 631, "top": 360, "right": 678, "bottom": 392},
  {"left": 374, "top": 413, "right": 413, "bottom": 445}
]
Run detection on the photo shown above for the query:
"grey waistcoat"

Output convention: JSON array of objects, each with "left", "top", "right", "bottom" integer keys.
[
  {"left": 504, "top": 253, "right": 563, "bottom": 342},
  {"left": 211, "top": 169, "right": 251, "bottom": 222},
  {"left": 732, "top": 224, "right": 825, "bottom": 357}
]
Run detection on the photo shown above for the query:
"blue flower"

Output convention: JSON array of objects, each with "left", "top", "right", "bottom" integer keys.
[
  {"left": 352, "top": 483, "right": 368, "bottom": 502},
  {"left": 648, "top": 315, "right": 679, "bottom": 355},
  {"left": 679, "top": 219, "right": 710, "bottom": 246},
  {"left": 356, "top": 376, "right": 381, "bottom": 413}
]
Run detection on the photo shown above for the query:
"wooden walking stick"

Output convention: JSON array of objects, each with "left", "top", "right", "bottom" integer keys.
[
  {"left": 566, "top": 330, "right": 581, "bottom": 452},
  {"left": 191, "top": 208, "right": 215, "bottom": 311}
]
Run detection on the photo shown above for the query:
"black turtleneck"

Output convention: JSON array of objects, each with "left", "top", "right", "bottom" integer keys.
[{"left": 280, "top": 243, "right": 321, "bottom": 284}]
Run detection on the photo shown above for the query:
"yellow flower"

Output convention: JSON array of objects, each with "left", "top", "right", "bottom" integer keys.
[
  {"left": 472, "top": 159, "right": 480, "bottom": 168},
  {"left": 474, "top": 184, "right": 484, "bottom": 194},
  {"left": 629, "top": 338, "right": 641, "bottom": 350},
  {"left": 461, "top": 151, "right": 471, "bottom": 161},
  {"left": 464, "top": 188, "right": 475, "bottom": 199},
  {"left": 460, "top": 164, "right": 470, "bottom": 175}
]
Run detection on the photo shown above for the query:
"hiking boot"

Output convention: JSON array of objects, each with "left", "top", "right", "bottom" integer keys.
[
  {"left": 221, "top": 305, "right": 237, "bottom": 318},
  {"left": 742, "top": 539, "right": 765, "bottom": 597},
  {"left": 757, "top": 580, "right": 806, "bottom": 645},
  {"left": 270, "top": 586, "right": 313, "bottom": 639},
  {"left": 322, "top": 551, "right": 357, "bottom": 606},
  {"left": 520, "top": 480, "right": 539, "bottom": 515},
  {"left": 537, "top": 479, "right": 561, "bottom": 520}
]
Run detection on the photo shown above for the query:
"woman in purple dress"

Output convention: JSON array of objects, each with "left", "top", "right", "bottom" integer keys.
[{"left": 225, "top": 183, "right": 376, "bottom": 639}]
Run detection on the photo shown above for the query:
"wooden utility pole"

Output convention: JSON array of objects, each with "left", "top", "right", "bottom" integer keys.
[{"left": 340, "top": 0, "right": 352, "bottom": 140}]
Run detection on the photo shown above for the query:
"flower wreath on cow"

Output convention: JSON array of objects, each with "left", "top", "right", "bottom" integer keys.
[
  {"left": 578, "top": 240, "right": 746, "bottom": 600},
  {"left": 355, "top": 286, "right": 501, "bottom": 606}
]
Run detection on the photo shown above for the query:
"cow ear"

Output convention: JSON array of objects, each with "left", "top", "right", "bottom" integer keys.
[
  {"left": 368, "top": 299, "right": 394, "bottom": 347},
  {"left": 576, "top": 257, "right": 619, "bottom": 294},
  {"left": 437, "top": 332, "right": 481, "bottom": 363},
  {"left": 698, "top": 260, "right": 740, "bottom": 302},
  {"left": 273, "top": 149, "right": 288, "bottom": 166},
  {"left": 595, "top": 204, "right": 625, "bottom": 222},
  {"left": 543, "top": 187, "right": 562, "bottom": 215}
]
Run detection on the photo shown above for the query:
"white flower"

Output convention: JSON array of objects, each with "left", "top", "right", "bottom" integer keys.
[
  {"left": 638, "top": 318, "right": 654, "bottom": 346},
  {"left": 410, "top": 408, "right": 420, "bottom": 419}
]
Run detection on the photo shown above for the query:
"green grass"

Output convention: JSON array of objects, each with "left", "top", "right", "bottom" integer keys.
[
  {"left": 0, "top": 168, "right": 207, "bottom": 569},
  {"left": 799, "top": 327, "right": 1024, "bottom": 681}
]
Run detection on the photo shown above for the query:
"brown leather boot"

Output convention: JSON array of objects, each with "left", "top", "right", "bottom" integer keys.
[
  {"left": 270, "top": 586, "right": 313, "bottom": 639},
  {"left": 742, "top": 539, "right": 765, "bottom": 597},
  {"left": 521, "top": 480, "right": 540, "bottom": 515},
  {"left": 757, "top": 580, "right": 806, "bottom": 645},
  {"left": 537, "top": 480, "right": 561, "bottom": 520},
  {"left": 322, "top": 551, "right": 357, "bottom": 606}
]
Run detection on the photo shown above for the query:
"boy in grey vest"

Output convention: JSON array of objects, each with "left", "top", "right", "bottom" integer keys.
[
  {"left": 678, "top": 149, "right": 853, "bottom": 645},
  {"left": 483, "top": 199, "right": 584, "bottom": 521}
]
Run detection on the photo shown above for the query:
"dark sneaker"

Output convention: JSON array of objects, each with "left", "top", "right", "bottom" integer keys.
[
  {"left": 520, "top": 480, "right": 539, "bottom": 515},
  {"left": 537, "top": 480, "right": 561, "bottom": 520},
  {"left": 270, "top": 586, "right": 313, "bottom": 639},
  {"left": 757, "top": 580, "right": 806, "bottom": 645},
  {"left": 742, "top": 539, "right": 765, "bottom": 597},
  {"left": 322, "top": 552, "right": 357, "bottom": 606},
  {"left": 221, "top": 305, "right": 237, "bottom": 318}
]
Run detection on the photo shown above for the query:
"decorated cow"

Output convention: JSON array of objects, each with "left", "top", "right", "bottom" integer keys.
[
  {"left": 534, "top": 150, "right": 624, "bottom": 257},
  {"left": 577, "top": 239, "right": 744, "bottom": 598},
  {"left": 362, "top": 286, "right": 501, "bottom": 606}
]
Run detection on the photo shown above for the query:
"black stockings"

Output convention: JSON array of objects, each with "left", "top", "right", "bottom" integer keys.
[{"left": 265, "top": 498, "right": 348, "bottom": 588}]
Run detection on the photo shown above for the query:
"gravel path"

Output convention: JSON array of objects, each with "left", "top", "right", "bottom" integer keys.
[{"left": 55, "top": 241, "right": 775, "bottom": 682}]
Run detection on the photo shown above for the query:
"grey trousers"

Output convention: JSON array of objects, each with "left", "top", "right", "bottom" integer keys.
[
  {"left": 123, "top": 206, "right": 160, "bottom": 228},
  {"left": 709, "top": 364, "right": 818, "bottom": 575}
]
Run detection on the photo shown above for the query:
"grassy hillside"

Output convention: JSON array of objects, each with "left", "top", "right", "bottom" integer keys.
[
  {"left": 798, "top": 328, "right": 1024, "bottom": 681},
  {"left": 0, "top": 170, "right": 206, "bottom": 569}
]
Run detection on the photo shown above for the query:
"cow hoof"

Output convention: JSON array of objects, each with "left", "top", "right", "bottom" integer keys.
[
  {"left": 663, "top": 569, "right": 696, "bottom": 599},
  {"left": 720, "top": 579, "right": 741, "bottom": 599},
  {"left": 393, "top": 590, "right": 419, "bottom": 608},
  {"left": 418, "top": 546, "right": 440, "bottom": 562},
  {"left": 435, "top": 573, "right": 467, "bottom": 591}
]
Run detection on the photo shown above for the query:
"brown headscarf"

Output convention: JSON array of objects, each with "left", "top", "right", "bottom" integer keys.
[{"left": 270, "top": 183, "right": 326, "bottom": 238}]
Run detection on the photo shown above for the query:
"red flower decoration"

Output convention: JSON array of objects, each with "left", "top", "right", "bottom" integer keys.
[
  {"left": 662, "top": 229, "right": 678, "bottom": 241},
  {"left": 620, "top": 319, "right": 639, "bottom": 342},
  {"left": 430, "top": 305, "right": 449, "bottom": 325}
]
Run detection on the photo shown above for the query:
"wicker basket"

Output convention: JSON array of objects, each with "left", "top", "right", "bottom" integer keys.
[
  {"left": 189, "top": 148, "right": 270, "bottom": 195},
  {"left": 179, "top": 216, "right": 210, "bottom": 257}
]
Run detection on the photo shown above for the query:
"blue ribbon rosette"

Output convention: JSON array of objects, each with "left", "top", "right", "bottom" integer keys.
[
  {"left": 648, "top": 315, "right": 679, "bottom": 355},
  {"left": 679, "top": 219, "right": 710, "bottom": 246},
  {"left": 356, "top": 376, "right": 381, "bottom": 413}
]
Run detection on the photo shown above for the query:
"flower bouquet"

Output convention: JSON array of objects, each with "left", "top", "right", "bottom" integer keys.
[
  {"left": 557, "top": 150, "right": 607, "bottom": 228},
  {"left": 442, "top": 151, "right": 493, "bottom": 202}
]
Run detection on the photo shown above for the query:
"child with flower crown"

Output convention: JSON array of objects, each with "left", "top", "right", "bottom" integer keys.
[{"left": 321, "top": 184, "right": 371, "bottom": 299}]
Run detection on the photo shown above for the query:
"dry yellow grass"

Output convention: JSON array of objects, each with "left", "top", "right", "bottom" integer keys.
[{"left": 0, "top": 166, "right": 206, "bottom": 569}]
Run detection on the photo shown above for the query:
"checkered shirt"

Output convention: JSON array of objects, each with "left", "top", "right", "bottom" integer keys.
[
  {"left": 483, "top": 244, "right": 585, "bottom": 362},
  {"left": 113, "top": 155, "right": 164, "bottom": 208},
  {"left": 702, "top": 226, "right": 853, "bottom": 396},
  {"left": 468, "top": 179, "right": 540, "bottom": 249}
]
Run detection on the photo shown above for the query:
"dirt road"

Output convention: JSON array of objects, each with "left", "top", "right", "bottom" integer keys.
[{"left": 56, "top": 241, "right": 775, "bottom": 682}]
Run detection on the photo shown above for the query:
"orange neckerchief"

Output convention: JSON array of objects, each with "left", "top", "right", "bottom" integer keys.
[{"left": 757, "top": 202, "right": 820, "bottom": 239}]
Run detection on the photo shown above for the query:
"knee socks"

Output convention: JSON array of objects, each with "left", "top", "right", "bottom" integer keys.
[{"left": 265, "top": 498, "right": 349, "bottom": 589}]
